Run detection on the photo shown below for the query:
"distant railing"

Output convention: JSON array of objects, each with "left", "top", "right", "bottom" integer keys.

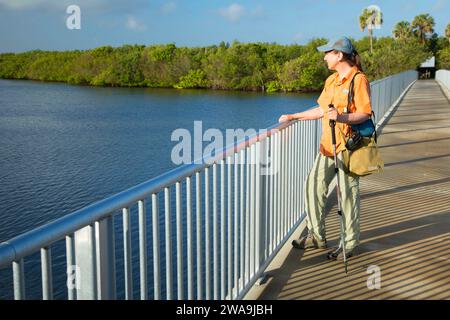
[
  {"left": 436, "top": 69, "right": 450, "bottom": 92},
  {"left": 0, "top": 70, "right": 417, "bottom": 300}
]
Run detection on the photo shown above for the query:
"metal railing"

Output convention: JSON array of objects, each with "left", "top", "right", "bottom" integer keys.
[
  {"left": 0, "top": 70, "right": 417, "bottom": 300},
  {"left": 436, "top": 69, "right": 450, "bottom": 92}
]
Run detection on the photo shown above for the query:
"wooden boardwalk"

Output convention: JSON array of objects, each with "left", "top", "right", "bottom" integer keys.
[{"left": 248, "top": 80, "right": 450, "bottom": 300}]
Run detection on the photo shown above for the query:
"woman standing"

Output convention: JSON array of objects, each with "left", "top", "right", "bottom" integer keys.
[{"left": 278, "top": 37, "right": 372, "bottom": 260}]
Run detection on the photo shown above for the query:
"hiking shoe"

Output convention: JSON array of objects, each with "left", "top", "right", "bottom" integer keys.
[
  {"left": 327, "top": 247, "right": 357, "bottom": 261},
  {"left": 292, "top": 231, "right": 327, "bottom": 250}
]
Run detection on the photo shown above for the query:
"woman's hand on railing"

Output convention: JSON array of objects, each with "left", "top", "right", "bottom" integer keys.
[{"left": 278, "top": 114, "right": 293, "bottom": 123}]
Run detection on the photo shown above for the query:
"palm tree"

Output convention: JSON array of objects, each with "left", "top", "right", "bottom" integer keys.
[
  {"left": 359, "top": 7, "right": 383, "bottom": 53},
  {"left": 393, "top": 21, "right": 412, "bottom": 40},
  {"left": 412, "top": 14, "right": 435, "bottom": 45},
  {"left": 446, "top": 23, "right": 450, "bottom": 42}
]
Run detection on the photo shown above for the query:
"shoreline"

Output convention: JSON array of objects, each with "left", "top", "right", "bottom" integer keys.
[{"left": 0, "top": 77, "right": 322, "bottom": 94}]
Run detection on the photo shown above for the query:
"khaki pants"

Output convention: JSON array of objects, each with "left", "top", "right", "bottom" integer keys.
[{"left": 305, "top": 152, "right": 360, "bottom": 250}]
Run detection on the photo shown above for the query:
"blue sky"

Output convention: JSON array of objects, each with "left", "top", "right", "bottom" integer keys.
[{"left": 0, "top": 0, "right": 448, "bottom": 53}]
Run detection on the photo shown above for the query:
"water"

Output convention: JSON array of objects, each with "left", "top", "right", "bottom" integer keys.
[{"left": 0, "top": 79, "right": 318, "bottom": 299}]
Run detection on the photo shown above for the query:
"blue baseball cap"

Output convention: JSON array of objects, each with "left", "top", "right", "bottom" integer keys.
[{"left": 317, "top": 37, "right": 355, "bottom": 55}]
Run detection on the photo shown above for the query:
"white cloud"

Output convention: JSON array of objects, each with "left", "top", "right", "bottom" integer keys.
[
  {"left": 218, "top": 3, "right": 245, "bottom": 22},
  {"left": 161, "top": 1, "right": 176, "bottom": 14},
  {"left": 126, "top": 16, "right": 147, "bottom": 31}
]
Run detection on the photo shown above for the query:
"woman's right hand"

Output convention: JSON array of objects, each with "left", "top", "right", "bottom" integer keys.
[{"left": 278, "top": 114, "right": 292, "bottom": 123}]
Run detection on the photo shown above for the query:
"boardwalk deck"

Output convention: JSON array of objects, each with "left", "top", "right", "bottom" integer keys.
[{"left": 248, "top": 80, "right": 450, "bottom": 300}]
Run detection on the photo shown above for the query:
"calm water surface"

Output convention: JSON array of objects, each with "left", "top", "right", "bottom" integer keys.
[{"left": 0, "top": 79, "right": 319, "bottom": 299}]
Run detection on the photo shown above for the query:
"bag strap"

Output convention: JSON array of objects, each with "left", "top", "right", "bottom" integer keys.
[
  {"left": 347, "top": 72, "right": 377, "bottom": 142},
  {"left": 347, "top": 71, "right": 361, "bottom": 111}
]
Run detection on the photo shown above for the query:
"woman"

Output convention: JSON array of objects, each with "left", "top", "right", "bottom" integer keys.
[{"left": 278, "top": 37, "right": 372, "bottom": 260}]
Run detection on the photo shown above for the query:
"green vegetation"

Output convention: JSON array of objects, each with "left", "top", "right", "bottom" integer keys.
[
  {"left": 412, "top": 14, "right": 435, "bottom": 45},
  {"left": 393, "top": 21, "right": 412, "bottom": 41},
  {"left": 437, "top": 45, "right": 450, "bottom": 69},
  {"left": 0, "top": 14, "right": 448, "bottom": 92}
]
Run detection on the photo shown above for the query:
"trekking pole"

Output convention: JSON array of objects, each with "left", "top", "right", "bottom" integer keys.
[{"left": 328, "top": 104, "right": 348, "bottom": 274}]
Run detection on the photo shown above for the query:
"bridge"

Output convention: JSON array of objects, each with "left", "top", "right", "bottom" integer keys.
[
  {"left": 247, "top": 76, "right": 450, "bottom": 300},
  {"left": 0, "top": 70, "right": 449, "bottom": 300}
]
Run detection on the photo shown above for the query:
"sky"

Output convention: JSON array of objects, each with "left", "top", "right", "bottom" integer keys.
[{"left": 0, "top": 0, "right": 449, "bottom": 53}]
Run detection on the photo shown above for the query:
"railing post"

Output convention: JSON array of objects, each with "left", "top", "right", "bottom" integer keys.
[
  {"left": 74, "top": 219, "right": 116, "bottom": 300},
  {"left": 13, "top": 259, "right": 25, "bottom": 300},
  {"left": 257, "top": 138, "right": 266, "bottom": 268},
  {"left": 269, "top": 133, "right": 275, "bottom": 252},
  {"left": 74, "top": 224, "right": 98, "bottom": 300},
  {"left": 249, "top": 144, "right": 256, "bottom": 279},
  {"left": 239, "top": 149, "right": 245, "bottom": 294},
  {"left": 204, "top": 167, "right": 211, "bottom": 300},
  {"left": 122, "top": 207, "right": 133, "bottom": 300},
  {"left": 164, "top": 187, "right": 173, "bottom": 300},
  {"left": 255, "top": 140, "right": 262, "bottom": 272},
  {"left": 66, "top": 235, "right": 76, "bottom": 300},
  {"left": 41, "top": 247, "right": 53, "bottom": 300},
  {"left": 151, "top": 193, "right": 161, "bottom": 300},
  {"left": 138, "top": 200, "right": 148, "bottom": 300},
  {"left": 96, "top": 217, "right": 116, "bottom": 300}
]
